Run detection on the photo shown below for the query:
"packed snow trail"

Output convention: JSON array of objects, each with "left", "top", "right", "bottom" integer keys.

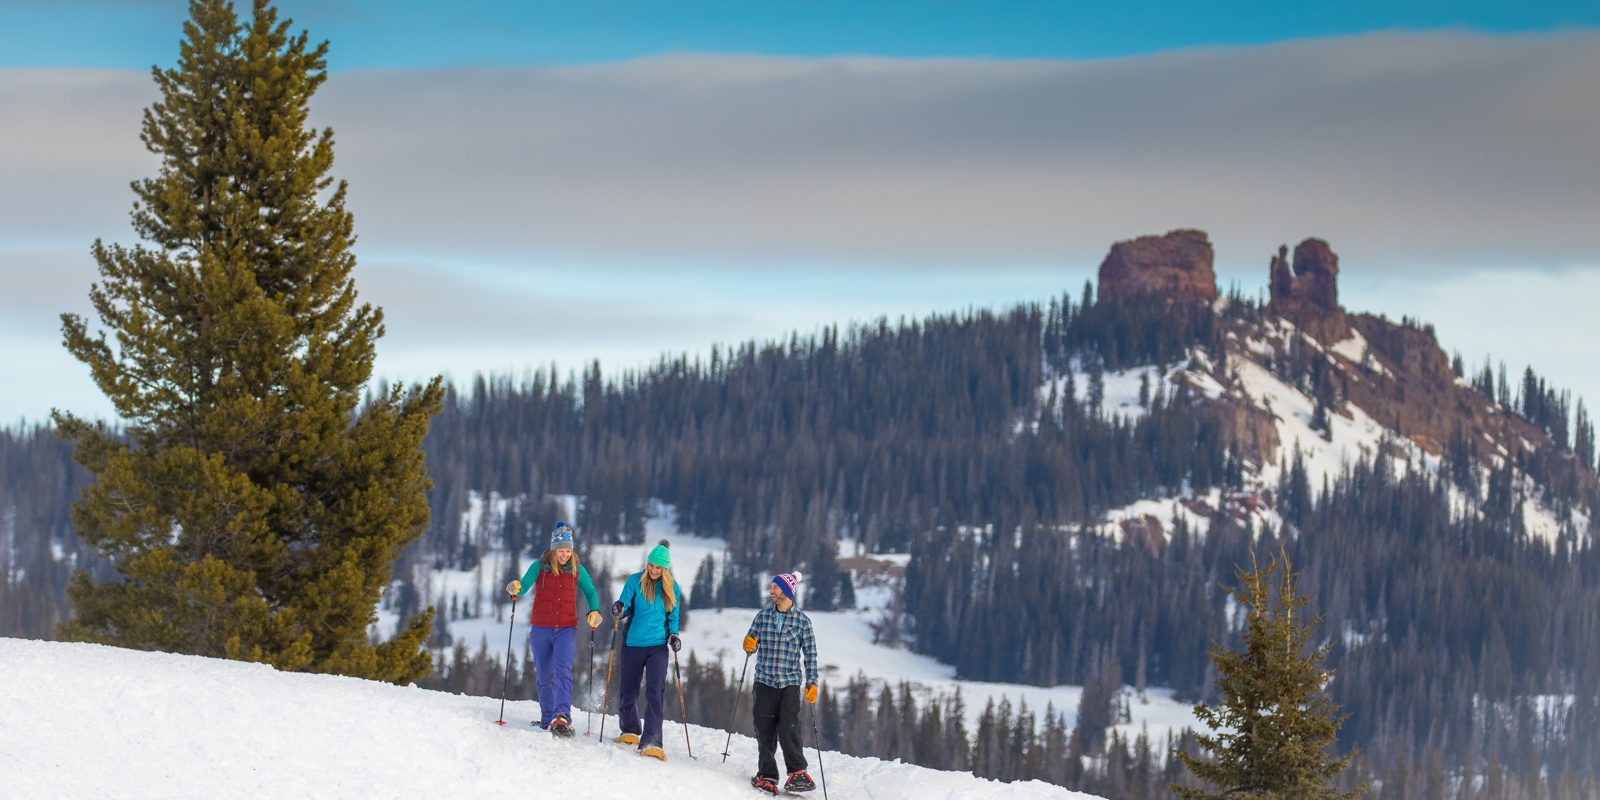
[{"left": 0, "top": 637, "right": 1099, "bottom": 800}]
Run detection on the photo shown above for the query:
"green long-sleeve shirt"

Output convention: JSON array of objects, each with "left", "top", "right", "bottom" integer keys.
[{"left": 515, "top": 558, "right": 599, "bottom": 611}]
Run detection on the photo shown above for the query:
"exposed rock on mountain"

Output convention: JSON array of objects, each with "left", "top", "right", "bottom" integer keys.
[
  {"left": 1202, "top": 395, "right": 1281, "bottom": 471},
  {"left": 1097, "top": 229, "right": 1218, "bottom": 306},
  {"left": 1344, "top": 313, "right": 1552, "bottom": 461},
  {"left": 1268, "top": 238, "right": 1349, "bottom": 343}
]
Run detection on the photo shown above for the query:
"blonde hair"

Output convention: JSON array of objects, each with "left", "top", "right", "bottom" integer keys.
[
  {"left": 641, "top": 567, "right": 677, "bottom": 612},
  {"left": 541, "top": 547, "right": 580, "bottom": 575}
]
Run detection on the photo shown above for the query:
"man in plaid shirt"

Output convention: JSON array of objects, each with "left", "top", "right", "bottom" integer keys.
[{"left": 742, "top": 570, "right": 819, "bottom": 795}]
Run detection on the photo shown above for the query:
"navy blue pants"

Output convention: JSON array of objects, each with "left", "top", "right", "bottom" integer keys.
[
  {"left": 617, "top": 643, "right": 668, "bottom": 748},
  {"left": 528, "top": 625, "right": 576, "bottom": 727}
]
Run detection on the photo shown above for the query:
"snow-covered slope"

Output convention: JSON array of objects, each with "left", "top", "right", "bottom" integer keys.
[
  {"left": 0, "top": 637, "right": 1100, "bottom": 800},
  {"left": 1061, "top": 316, "right": 1591, "bottom": 548}
]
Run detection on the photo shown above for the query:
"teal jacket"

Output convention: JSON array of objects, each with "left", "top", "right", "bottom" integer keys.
[{"left": 617, "top": 571, "right": 680, "bottom": 648}]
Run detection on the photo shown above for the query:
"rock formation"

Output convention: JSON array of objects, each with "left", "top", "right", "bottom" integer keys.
[
  {"left": 1268, "top": 238, "right": 1349, "bottom": 343},
  {"left": 1097, "top": 229, "right": 1218, "bottom": 306}
]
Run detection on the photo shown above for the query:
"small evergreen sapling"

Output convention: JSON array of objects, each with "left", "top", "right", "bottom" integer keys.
[{"left": 1174, "top": 545, "right": 1365, "bottom": 799}]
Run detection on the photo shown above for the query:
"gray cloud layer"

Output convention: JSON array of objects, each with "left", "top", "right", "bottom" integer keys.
[
  {"left": 4, "top": 30, "right": 1599, "bottom": 277},
  {"left": 5, "top": 31, "right": 1600, "bottom": 421}
]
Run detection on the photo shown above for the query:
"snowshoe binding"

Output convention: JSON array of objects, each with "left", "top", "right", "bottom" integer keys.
[
  {"left": 750, "top": 775, "right": 779, "bottom": 795},
  {"left": 548, "top": 714, "right": 576, "bottom": 738},
  {"left": 783, "top": 771, "right": 816, "bottom": 793},
  {"left": 614, "top": 732, "right": 640, "bottom": 745}
]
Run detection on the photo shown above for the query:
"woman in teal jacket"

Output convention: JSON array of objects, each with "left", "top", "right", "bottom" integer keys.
[{"left": 609, "top": 539, "right": 680, "bottom": 760}]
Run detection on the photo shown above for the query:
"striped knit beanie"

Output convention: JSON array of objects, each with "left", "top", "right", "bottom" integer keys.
[
  {"left": 773, "top": 571, "right": 803, "bottom": 602},
  {"left": 550, "top": 521, "right": 575, "bottom": 551}
]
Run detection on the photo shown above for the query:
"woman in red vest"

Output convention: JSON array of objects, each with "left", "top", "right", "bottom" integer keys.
[{"left": 505, "top": 521, "right": 601, "bottom": 736}]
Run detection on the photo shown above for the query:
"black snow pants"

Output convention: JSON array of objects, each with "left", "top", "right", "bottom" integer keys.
[{"left": 752, "top": 681, "right": 808, "bottom": 780}]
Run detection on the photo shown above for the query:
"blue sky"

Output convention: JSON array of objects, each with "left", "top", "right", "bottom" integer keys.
[
  {"left": 6, "top": 1, "right": 1600, "bottom": 68},
  {"left": 2, "top": 2, "right": 1599, "bottom": 424}
]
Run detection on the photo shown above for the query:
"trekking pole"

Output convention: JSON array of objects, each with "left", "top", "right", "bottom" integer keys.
[
  {"left": 495, "top": 594, "right": 519, "bottom": 726},
  {"left": 810, "top": 700, "right": 830, "bottom": 800},
  {"left": 597, "top": 615, "right": 620, "bottom": 742},
  {"left": 672, "top": 647, "right": 695, "bottom": 759},
  {"left": 584, "top": 626, "right": 597, "bottom": 735},
  {"left": 720, "top": 651, "right": 752, "bottom": 763}
]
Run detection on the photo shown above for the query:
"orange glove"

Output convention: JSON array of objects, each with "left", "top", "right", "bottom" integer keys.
[
  {"left": 742, "top": 635, "right": 758, "bottom": 654},
  {"left": 586, "top": 610, "right": 602, "bottom": 629},
  {"left": 805, "top": 684, "right": 818, "bottom": 704},
  {"left": 505, "top": 580, "right": 521, "bottom": 597}
]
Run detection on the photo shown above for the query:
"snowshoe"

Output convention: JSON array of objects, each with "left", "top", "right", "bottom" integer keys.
[
  {"left": 614, "top": 732, "right": 640, "bottom": 745},
  {"left": 750, "top": 775, "right": 779, "bottom": 795},
  {"left": 784, "top": 771, "right": 816, "bottom": 793},
  {"left": 640, "top": 744, "right": 666, "bottom": 761},
  {"left": 548, "top": 715, "right": 575, "bottom": 738}
]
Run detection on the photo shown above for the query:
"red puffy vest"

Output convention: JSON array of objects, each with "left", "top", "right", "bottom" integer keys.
[{"left": 529, "top": 565, "right": 579, "bottom": 628}]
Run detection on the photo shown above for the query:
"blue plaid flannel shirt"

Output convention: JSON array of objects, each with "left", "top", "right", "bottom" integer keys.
[{"left": 747, "top": 605, "right": 818, "bottom": 689}]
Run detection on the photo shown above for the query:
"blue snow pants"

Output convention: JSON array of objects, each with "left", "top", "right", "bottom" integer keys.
[
  {"left": 529, "top": 624, "right": 576, "bottom": 727},
  {"left": 617, "top": 643, "right": 668, "bottom": 748}
]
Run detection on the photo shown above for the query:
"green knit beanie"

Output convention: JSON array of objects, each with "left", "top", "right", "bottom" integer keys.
[{"left": 647, "top": 539, "right": 671, "bottom": 568}]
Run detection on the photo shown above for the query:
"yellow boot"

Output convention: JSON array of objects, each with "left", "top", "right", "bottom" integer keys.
[
  {"left": 640, "top": 744, "right": 666, "bottom": 761},
  {"left": 614, "top": 733, "right": 640, "bottom": 746}
]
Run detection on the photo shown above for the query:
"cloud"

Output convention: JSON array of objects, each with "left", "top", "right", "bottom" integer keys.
[
  {"left": 4, "top": 31, "right": 1600, "bottom": 278},
  {"left": 320, "top": 33, "right": 1600, "bottom": 272},
  {"left": 5, "top": 32, "right": 1600, "bottom": 421}
]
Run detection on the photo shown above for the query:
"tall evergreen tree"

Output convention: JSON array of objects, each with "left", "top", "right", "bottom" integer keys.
[
  {"left": 1176, "top": 546, "right": 1364, "bottom": 800},
  {"left": 52, "top": 0, "right": 443, "bottom": 683}
]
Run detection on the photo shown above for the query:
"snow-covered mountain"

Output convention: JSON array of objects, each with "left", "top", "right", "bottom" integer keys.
[
  {"left": 1072, "top": 231, "right": 1594, "bottom": 548},
  {"left": 0, "top": 636, "right": 1100, "bottom": 800}
]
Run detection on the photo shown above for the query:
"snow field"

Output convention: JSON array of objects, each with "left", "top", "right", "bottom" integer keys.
[
  {"left": 1090, "top": 491, "right": 1218, "bottom": 542},
  {"left": 1034, "top": 360, "right": 1174, "bottom": 427},
  {"left": 0, "top": 637, "right": 1098, "bottom": 800},
  {"left": 1229, "top": 355, "right": 1394, "bottom": 492}
]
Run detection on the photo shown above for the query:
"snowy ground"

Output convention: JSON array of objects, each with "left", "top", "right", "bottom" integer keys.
[
  {"left": 1228, "top": 350, "right": 1397, "bottom": 492},
  {"left": 1030, "top": 360, "right": 1179, "bottom": 431},
  {"left": 0, "top": 637, "right": 1100, "bottom": 800}
]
